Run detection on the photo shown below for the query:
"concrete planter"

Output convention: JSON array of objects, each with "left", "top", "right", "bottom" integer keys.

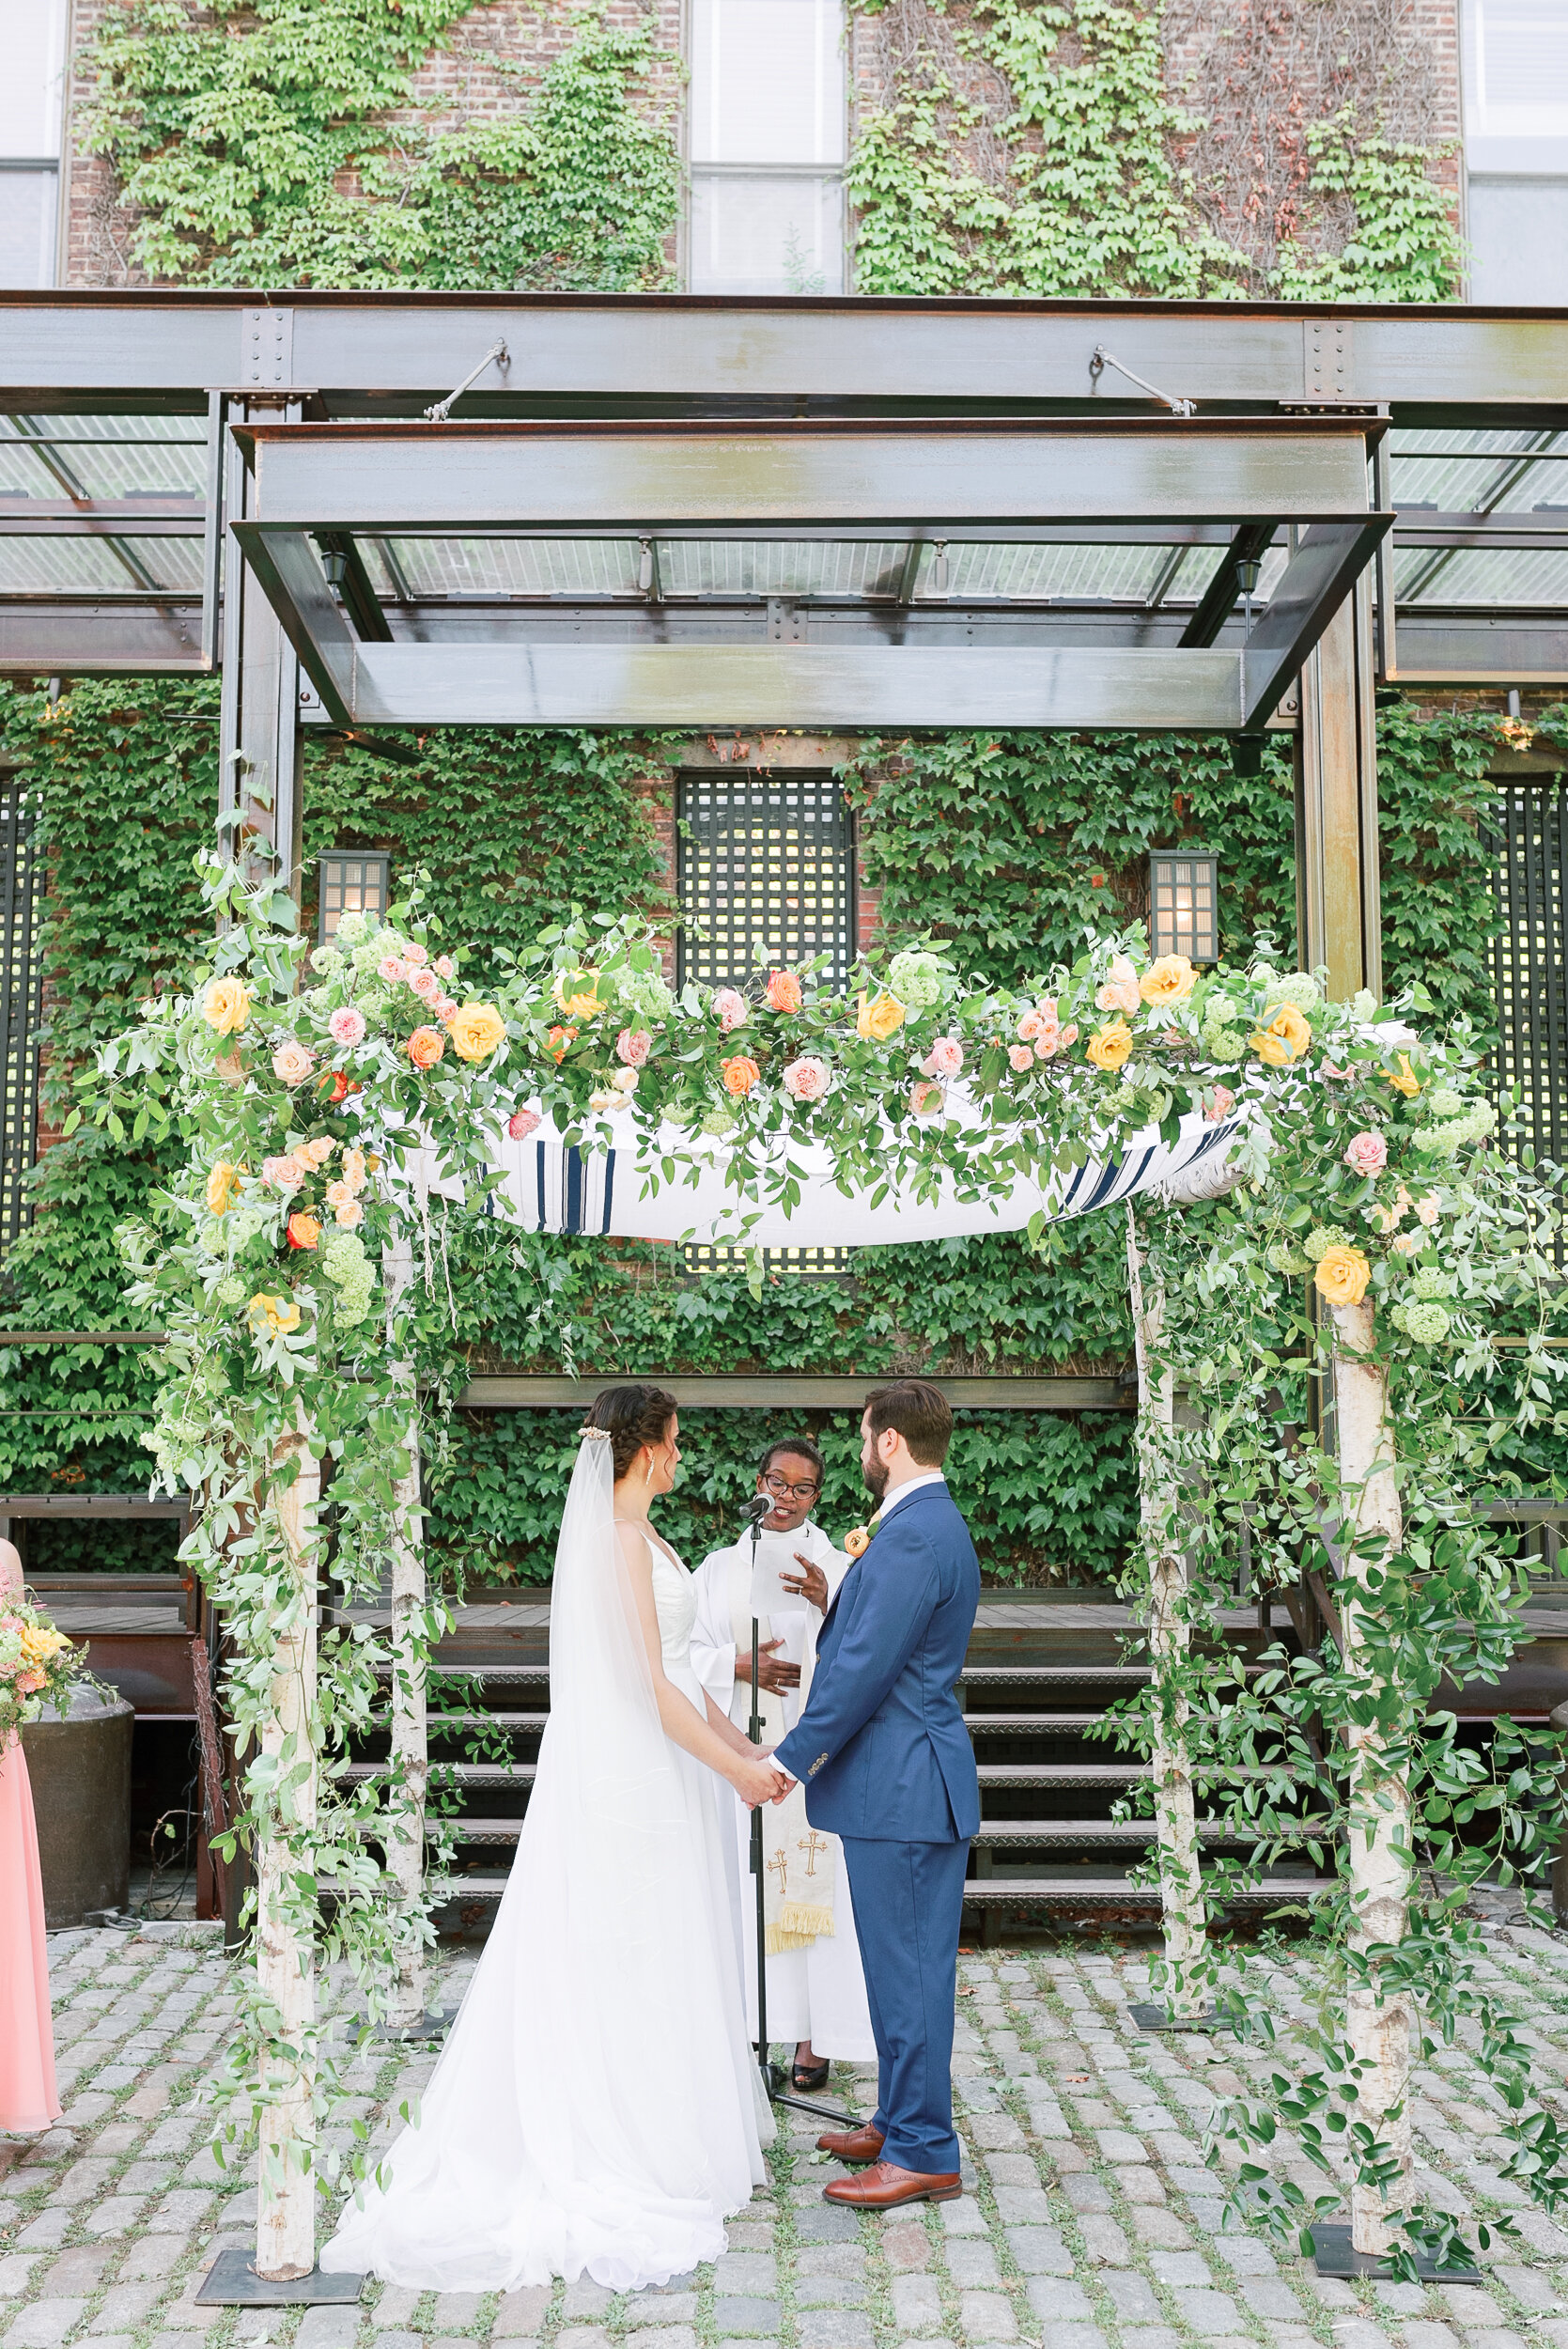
[{"left": 20, "top": 1682, "right": 134, "bottom": 1926}]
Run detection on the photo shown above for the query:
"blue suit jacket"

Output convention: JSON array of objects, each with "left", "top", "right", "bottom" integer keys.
[{"left": 774, "top": 1484, "right": 980, "bottom": 1843}]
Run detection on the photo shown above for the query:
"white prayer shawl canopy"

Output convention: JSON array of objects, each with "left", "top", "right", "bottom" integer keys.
[{"left": 406, "top": 1098, "right": 1241, "bottom": 1248}]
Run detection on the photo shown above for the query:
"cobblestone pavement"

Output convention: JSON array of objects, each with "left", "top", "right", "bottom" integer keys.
[{"left": 9, "top": 1922, "right": 1568, "bottom": 2349}]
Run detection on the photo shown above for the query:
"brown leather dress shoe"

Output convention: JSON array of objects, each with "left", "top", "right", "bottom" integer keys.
[
  {"left": 823, "top": 2159, "right": 962, "bottom": 2208},
  {"left": 815, "top": 2122, "right": 885, "bottom": 2162}
]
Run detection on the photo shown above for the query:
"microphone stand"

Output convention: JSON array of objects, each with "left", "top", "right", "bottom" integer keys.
[{"left": 746, "top": 1504, "right": 851, "bottom": 2128}]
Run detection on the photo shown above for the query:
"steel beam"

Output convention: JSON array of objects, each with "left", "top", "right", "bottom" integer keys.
[
  {"left": 2, "top": 294, "right": 1568, "bottom": 415},
  {"left": 1240, "top": 518, "right": 1391, "bottom": 729},
  {"left": 219, "top": 398, "right": 304, "bottom": 898},
  {"left": 0, "top": 598, "right": 204, "bottom": 672},
  {"left": 1296, "top": 577, "right": 1381, "bottom": 1003},
  {"left": 232, "top": 417, "right": 1380, "bottom": 530},
  {"left": 271, "top": 638, "right": 1245, "bottom": 730}
]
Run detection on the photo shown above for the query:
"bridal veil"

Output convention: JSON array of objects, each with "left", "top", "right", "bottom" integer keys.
[{"left": 323, "top": 1427, "right": 769, "bottom": 2292}]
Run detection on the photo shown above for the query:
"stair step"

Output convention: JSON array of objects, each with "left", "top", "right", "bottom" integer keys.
[
  {"left": 414, "top": 1710, "right": 1122, "bottom": 1737},
  {"left": 343, "top": 1758, "right": 1151, "bottom": 1789},
  {"left": 437, "top": 1813, "right": 1321, "bottom": 1850},
  {"left": 422, "top": 1871, "right": 1327, "bottom": 1911}
]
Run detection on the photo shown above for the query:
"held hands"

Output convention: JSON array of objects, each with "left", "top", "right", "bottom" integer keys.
[
  {"left": 734, "top": 1751, "right": 795, "bottom": 1809},
  {"left": 736, "top": 1635, "right": 800, "bottom": 1692},
  {"left": 779, "top": 1554, "right": 830, "bottom": 1612}
]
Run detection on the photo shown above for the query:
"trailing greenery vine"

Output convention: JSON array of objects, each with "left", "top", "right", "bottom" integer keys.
[
  {"left": 81, "top": 2, "right": 679, "bottom": 290},
  {"left": 846, "top": 0, "right": 1459, "bottom": 302}
]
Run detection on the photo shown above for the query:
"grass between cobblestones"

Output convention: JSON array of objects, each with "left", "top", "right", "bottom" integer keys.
[{"left": 8, "top": 1928, "right": 1568, "bottom": 2349}]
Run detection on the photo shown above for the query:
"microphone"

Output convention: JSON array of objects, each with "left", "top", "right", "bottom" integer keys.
[{"left": 741, "top": 1493, "right": 770, "bottom": 1528}]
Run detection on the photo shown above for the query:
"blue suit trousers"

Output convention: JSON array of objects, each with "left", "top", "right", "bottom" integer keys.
[{"left": 841, "top": 1835, "right": 970, "bottom": 2175}]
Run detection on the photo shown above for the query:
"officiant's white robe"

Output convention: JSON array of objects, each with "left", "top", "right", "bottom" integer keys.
[{"left": 691, "top": 1521, "right": 876, "bottom": 2060}]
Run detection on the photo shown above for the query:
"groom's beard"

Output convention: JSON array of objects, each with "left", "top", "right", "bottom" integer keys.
[{"left": 862, "top": 1454, "right": 889, "bottom": 1503}]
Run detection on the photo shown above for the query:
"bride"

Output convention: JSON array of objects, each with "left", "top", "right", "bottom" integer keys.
[{"left": 324, "top": 1384, "right": 783, "bottom": 2292}]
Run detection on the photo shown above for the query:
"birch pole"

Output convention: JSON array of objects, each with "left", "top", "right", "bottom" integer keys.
[
  {"left": 1126, "top": 1206, "right": 1208, "bottom": 2022},
  {"left": 382, "top": 1234, "right": 429, "bottom": 2033},
  {"left": 256, "top": 1416, "right": 321, "bottom": 2283},
  {"left": 1327, "top": 1296, "right": 1413, "bottom": 2259}
]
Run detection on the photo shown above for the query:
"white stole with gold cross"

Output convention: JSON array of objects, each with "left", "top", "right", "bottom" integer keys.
[{"left": 726, "top": 1531, "right": 843, "bottom": 1952}]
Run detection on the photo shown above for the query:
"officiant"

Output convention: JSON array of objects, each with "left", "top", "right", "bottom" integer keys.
[{"left": 691, "top": 1438, "right": 876, "bottom": 2092}]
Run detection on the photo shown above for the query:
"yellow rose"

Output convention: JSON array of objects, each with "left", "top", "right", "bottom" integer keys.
[
  {"left": 1386, "top": 1052, "right": 1421, "bottom": 1099},
  {"left": 248, "top": 1291, "right": 302, "bottom": 1336},
  {"left": 1086, "top": 1019, "right": 1134, "bottom": 1071},
  {"left": 205, "top": 1160, "right": 241, "bottom": 1216},
  {"left": 856, "top": 991, "right": 908, "bottom": 1042},
  {"left": 449, "top": 1003, "right": 507, "bottom": 1064},
  {"left": 1140, "top": 955, "right": 1196, "bottom": 1005},
  {"left": 1313, "top": 1245, "right": 1371, "bottom": 1307},
  {"left": 552, "top": 970, "right": 604, "bottom": 1020},
  {"left": 202, "top": 977, "right": 251, "bottom": 1035},
  {"left": 1251, "top": 1003, "right": 1312, "bottom": 1066},
  {"left": 19, "top": 1623, "right": 65, "bottom": 1665}
]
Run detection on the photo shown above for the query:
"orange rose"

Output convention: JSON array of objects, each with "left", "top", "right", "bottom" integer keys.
[
  {"left": 406, "top": 1026, "right": 445, "bottom": 1069},
  {"left": 1314, "top": 1245, "right": 1371, "bottom": 1307},
  {"left": 856, "top": 991, "right": 907, "bottom": 1041},
  {"left": 844, "top": 1526, "right": 872, "bottom": 1559},
  {"left": 1140, "top": 955, "right": 1196, "bottom": 1005},
  {"left": 546, "top": 1024, "right": 577, "bottom": 1064},
  {"left": 202, "top": 976, "right": 251, "bottom": 1035},
  {"left": 318, "top": 1070, "right": 361, "bottom": 1105},
  {"left": 287, "top": 1211, "right": 321, "bottom": 1252},
  {"left": 721, "top": 1055, "right": 761, "bottom": 1097},
  {"left": 1086, "top": 1019, "right": 1134, "bottom": 1071},
  {"left": 1251, "top": 1003, "right": 1312, "bottom": 1066},
  {"left": 449, "top": 1003, "right": 506, "bottom": 1064},
  {"left": 767, "top": 969, "right": 804, "bottom": 1015}
]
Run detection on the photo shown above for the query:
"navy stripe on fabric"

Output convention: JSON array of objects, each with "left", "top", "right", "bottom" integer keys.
[
  {"left": 601, "top": 1150, "right": 615, "bottom": 1235},
  {"left": 535, "top": 1138, "right": 548, "bottom": 1232},
  {"left": 566, "top": 1147, "right": 582, "bottom": 1235}
]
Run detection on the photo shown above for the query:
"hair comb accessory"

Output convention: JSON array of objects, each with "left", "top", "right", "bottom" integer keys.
[{"left": 580, "top": 1423, "right": 613, "bottom": 1443}]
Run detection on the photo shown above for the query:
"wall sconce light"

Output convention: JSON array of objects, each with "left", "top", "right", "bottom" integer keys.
[
  {"left": 318, "top": 849, "right": 390, "bottom": 943},
  {"left": 1149, "top": 850, "right": 1219, "bottom": 964}
]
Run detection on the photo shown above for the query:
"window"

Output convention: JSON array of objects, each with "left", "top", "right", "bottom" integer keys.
[
  {"left": 688, "top": 0, "right": 846, "bottom": 294},
  {"left": 0, "top": 781, "right": 43, "bottom": 1254},
  {"left": 1463, "top": 0, "right": 1568, "bottom": 303},
  {"left": 0, "top": 0, "right": 68, "bottom": 289},
  {"left": 1491, "top": 778, "right": 1568, "bottom": 1173},
  {"left": 677, "top": 770, "right": 855, "bottom": 1276},
  {"left": 318, "top": 850, "right": 391, "bottom": 943}
]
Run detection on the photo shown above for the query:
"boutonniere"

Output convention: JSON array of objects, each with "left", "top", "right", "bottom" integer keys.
[{"left": 843, "top": 1512, "right": 882, "bottom": 1559}]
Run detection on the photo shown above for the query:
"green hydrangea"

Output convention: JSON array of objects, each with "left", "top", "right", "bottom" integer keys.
[
  {"left": 1205, "top": 1027, "right": 1250, "bottom": 1064},
  {"left": 1397, "top": 1299, "right": 1451, "bottom": 1343},
  {"left": 1262, "top": 972, "right": 1321, "bottom": 1013},
  {"left": 1266, "top": 1241, "right": 1311, "bottom": 1276},
  {"left": 310, "top": 944, "right": 345, "bottom": 976},
  {"left": 215, "top": 1274, "right": 246, "bottom": 1308},
  {"left": 334, "top": 910, "right": 371, "bottom": 948},
  {"left": 1427, "top": 1087, "right": 1464, "bottom": 1120},
  {"left": 350, "top": 934, "right": 389, "bottom": 975},
  {"left": 1413, "top": 1101, "right": 1498, "bottom": 1156},
  {"left": 322, "top": 1231, "right": 368, "bottom": 1285},
  {"left": 700, "top": 1107, "right": 737, "bottom": 1137},
  {"left": 1411, "top": 1266, "right": 1454, "bottom": 1300},
  {"left": 1304, "top": 1224, "right": 1353, "bottom": 1262},
  {"left": 618, "top": 965, "right": 675, "bottom": 1025},
  {"left": 1351, "top": 988, "right": 1376, "bottom": 1019},
  {"left": 886, "top": 950, "right": 950, "bottom": 1014}
]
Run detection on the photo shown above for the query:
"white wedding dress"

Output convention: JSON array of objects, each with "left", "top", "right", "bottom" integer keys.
[{"left": 323, "top": 1433, "right": 772, "bottom": 2292}]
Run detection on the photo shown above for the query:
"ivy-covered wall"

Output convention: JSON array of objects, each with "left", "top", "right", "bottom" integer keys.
[{"left": 0, "top": 679, "right": 1533, "bottom": 1582}]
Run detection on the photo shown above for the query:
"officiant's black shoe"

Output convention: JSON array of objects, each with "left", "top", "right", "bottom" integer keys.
[
  {"left": 816, "top": 2122, "right": 884, "bottom": 2162},
  {"left": 793, "top": 2059, "right": 831, "bottom": 2092},
  {"left": 824, "top": 2159, "right": 963, "bottom": 2209}
]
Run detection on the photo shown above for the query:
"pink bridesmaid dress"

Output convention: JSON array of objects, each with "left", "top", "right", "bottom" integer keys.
[{"left": 1, "top": 1539, "right": 60, "bottom": 2133}]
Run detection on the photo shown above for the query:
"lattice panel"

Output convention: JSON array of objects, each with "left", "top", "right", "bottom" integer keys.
[
  {"left": 685, "top": 1243, "right": 850, "bottom": 1282},
  {"left": 1492, "top": 779, "right": 1568, "bottom": 1171},
  {"left": 0, "top": 785, "right": 43, "bottom": 1256},
  {"left": 676, "top": 773, "right": 854, "bottom": 992}
]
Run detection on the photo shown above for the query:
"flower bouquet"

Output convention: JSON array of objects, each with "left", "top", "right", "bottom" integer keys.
[{"left": 0, "top": 1593, "right": 85, "bottom": 1737}]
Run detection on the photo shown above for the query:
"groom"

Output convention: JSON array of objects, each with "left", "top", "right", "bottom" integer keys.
[{"left": 770, "top": 1378, "right": 980, "bottom": 2208}]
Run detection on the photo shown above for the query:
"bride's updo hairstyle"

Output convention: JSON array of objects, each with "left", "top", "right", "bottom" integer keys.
[{"left": 584, "top": 1383, "right": 678, "bottom": 1482}]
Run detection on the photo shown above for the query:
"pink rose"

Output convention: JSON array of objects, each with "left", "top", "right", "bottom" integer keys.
[
  {"left": 1322, "top": 1062, "right": 1352, "bottom": 1081},
  {"left": 507, "top": 1109, "right": 541, "bottom": 1142},
  {"left": 303, "top": 1136, "right": 334, "bottom": 1167},
  {"left": 1033, "top": 1025, "right": 1062, "bottom": 1062},
  {"left": 261, "top": 1155, "right": 299, "bottom": 1192},
  {"left": 334, "top": 1199, "right": 365, "bottom": 1229},
  {"left": 435, "top": 997, "right": 458, "bottom": 1024},
  {"left": 712, "top": 988, "right": 748, "bottom": 1033},
  {"left": 909, "top": 1081, "right": 944, "bottom": 1118},
  {"left": 1095, "top": 955, "right": 1142, "bottom": 1018},
  {"left": 271, "top": 1041, "right": 316, "bottom": 1086},
  {"left": 411, "top": 967, "right": 441, "bottom": 1003},
  {"left": 616, "top": 1029, "right": 652, "bottom": 1067},
  {"left": 324, "top": 1179, "right": 353, "bottom": 1209},
  {"left": 1016, "top": 1009, "right": 1044, "bottom": 1043},
  {"left": 1060, "top": 1023, "right": 1079, "bottom": 1049},
  {"left": 1415, "top": 1194, "right": 1441, "bottom": 1227},
  {"left": 1344, "top": 1130, "right": 1389, "bottom": 1176},
  {"left": 923, "top": 1036, "right": 964, "bottom": 1079},
  {"left": 782, "top": 1055, "right": 830, "bottom": 1102},
  {"left": 403, "top": 941, "right": 429, "bottom": 969},
  {"left": 378, "top": 956, "right": 407, "bottom": 986},
  {"left": 1008, "top": 1044, "right": 1035, "bottom": 1073},
  {"left": 1035, "top": 996, "right": 1059, "bottom": 1025},
  {"left": 435, "top": 956, "right": 455, "bottom": 981},
  {"left": 329, "top": 1006, "right": 366, "bottom": 1048},
  {"left": 1204, "top": 1084, "right": 1236, "bottom": 1124}
]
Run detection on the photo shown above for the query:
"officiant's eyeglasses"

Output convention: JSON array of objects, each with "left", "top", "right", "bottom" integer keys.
[{"left": 763, "top": 1471, "right": 821, "bottom": 1501}]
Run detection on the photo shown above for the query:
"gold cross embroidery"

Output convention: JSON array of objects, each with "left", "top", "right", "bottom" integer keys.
[
  {"left": 798, "top": 1829, "right": 829, "bottom": 1877},
  {"left": 768, "top": 1848, "right": 790, "bottom": 1898}
]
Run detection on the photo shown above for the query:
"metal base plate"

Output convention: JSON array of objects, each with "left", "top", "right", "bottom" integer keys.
[
  {"left": 194, "top": 2248, "right": 366, "bottom": 2306},
  {"left": 1128, "top": 2002, "right": 1225, "bottom": 2034},
  {"left": 1310, "top": 2224, "right": 1481, "bottom": 2282},
  {"left": 373, "top": 2005, "right": 459, "bottom": 2043}
]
